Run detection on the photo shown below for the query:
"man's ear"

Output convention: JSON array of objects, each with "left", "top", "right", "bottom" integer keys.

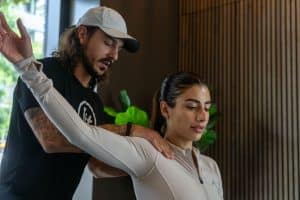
[
  {"left": 160, "top": 101, "right": 170, "bottom": 119},
  {"left": 77, "top": 26, "right": 88, "bottom": 45}
]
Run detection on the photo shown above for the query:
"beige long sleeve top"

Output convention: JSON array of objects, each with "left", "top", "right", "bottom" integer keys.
[{"left": 16, "top": 57, "right": 223, "bottom": 200}]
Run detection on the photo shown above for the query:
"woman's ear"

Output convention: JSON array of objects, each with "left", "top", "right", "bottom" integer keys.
[
  {"left": 77, "top": 26, "right": 88, "bottom": 45},
  {"left": 160, "top": 101, "right": 170, "bottom": 119}
]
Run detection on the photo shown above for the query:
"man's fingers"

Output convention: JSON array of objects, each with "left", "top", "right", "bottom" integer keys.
[
  {"left": 0, "top": 33, "right": 3, "bottom": 51},
  {"left": 162, "top": 149, "right": 173, "bottom": 159},
  {"left": 17, "top": 18, "right": 29, "bottom": 40},
  {"left": 161, "top": 143, "right": 174, "bottom": 159},
  {"left": 161, "top": 141, "right": 174, "bottom": 159},
  {"left": 153, "top": 137, "right": 174, "bottom": 159},
  {"left": 152, "top": 139, "right": 162, "bottom": 152},
  {"left": 0, "top": 12, "right": 11, "bottom": 31},
  {"left": 0, "top": 17, "right": 7, "bottom": 35},
  {"left": 0, "top": 22, "right": 7, "bottom": 52},
  {"left": 135, "top": 127, "right": 174, "bottom": 159}
]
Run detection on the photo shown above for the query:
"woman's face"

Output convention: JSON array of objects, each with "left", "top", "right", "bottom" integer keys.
[{"left": 162, "top": 84, "right": 211, "bottom": 143}]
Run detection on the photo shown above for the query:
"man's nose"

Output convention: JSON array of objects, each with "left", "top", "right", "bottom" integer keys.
[{"left": 109, "top": 46, "right": 118, "bottom": 61}]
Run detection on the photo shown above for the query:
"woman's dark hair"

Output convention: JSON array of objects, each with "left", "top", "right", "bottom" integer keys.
[
  {"left": 151, "top": 72, "right": 207, "bottom": 136},
  {"left": 52, "top": 26, "right": 107, "bottom": 89}
]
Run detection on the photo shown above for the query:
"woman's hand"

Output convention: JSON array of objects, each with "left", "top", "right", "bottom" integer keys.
[{"left": 0, "top": 12, "right": 33, "bottom": 63}]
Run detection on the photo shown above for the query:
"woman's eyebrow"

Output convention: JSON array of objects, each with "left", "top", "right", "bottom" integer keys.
[
  {"left": 185, "top": 99, "right": 200, "bottom": 104},
  {"left": 185, "top": 99, "right": 212, "bottom": 105}
]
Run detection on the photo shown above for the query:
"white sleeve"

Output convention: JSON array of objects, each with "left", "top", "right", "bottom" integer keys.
[{"left": 15, "top": 57, "right": 158, "bottom": 178}]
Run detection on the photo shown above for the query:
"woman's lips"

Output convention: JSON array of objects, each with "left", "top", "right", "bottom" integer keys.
[{"left": 191, "top": 125, "right": 205, "bottom": 133}]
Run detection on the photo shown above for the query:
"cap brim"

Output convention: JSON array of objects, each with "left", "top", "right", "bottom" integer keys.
[{"left": 101, "top": 27, "right": 140, "bottom": 53}]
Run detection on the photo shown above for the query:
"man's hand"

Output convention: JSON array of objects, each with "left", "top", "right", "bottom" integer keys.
[
  {"left": 0, "top": 12, "right": 33, "bottom": 63},
  {"left": 131, "top": 125, "right": 174, "bottom": 159}
]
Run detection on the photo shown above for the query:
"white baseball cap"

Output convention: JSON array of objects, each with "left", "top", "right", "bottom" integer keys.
[{"left": 76, "top": 6, "right": 139, "bottom": 52}]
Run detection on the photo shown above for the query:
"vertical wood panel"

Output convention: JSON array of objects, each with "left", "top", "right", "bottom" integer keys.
[
  {"left": 179, "top": 0, "right": 300, "bottom": 199},
  {"left": 275, "top": 0, "right": 284, "bottom": 199},
  {"left": 296, "top": 1, "right": 300, "bottom": 200},
  {"left": 270, "top": 1, "right": 278, "bottom": 198},
  {"left": 239, "top": 1, "right": 246, "bottom": 199}
]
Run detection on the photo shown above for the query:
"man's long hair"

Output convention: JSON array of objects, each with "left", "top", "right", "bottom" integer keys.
[{"left": 52, "top": 26, "right": 108, "bottom": 89}]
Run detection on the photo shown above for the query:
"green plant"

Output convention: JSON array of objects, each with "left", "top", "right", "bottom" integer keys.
[
  {"left": 194, "top": 104, "right": 218, "bottom": 152},
  {"left": 0, "top": 0, "right": 44, "bottom": 140},
  {"left": 104, "top": 90, "right": 218, "bottom": 152},
  {"left": 0, "top": 4, "right": 19, "bottom": 140},
  {"left": 104, "top": 90, "right": 149, "bottom": 127},
  {"left": 0, "top": 0, "right": 30, "bottom": 6}
]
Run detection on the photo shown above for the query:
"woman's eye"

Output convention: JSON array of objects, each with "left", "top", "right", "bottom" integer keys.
[
  {"left": 186, "top": 105, "right": 197, "bottom": 110},
  {"left": 204, "top": 106, "right": 211, "bottom": 112}
]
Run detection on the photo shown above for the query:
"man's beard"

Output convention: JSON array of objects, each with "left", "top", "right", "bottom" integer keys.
[{"left": 81, "top": 51, "right": 101, "bottom": 81}]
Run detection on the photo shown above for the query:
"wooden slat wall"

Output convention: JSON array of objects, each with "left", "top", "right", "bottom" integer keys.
[{"left": 179, "top": 0, "right": 300, "bottom": 199}]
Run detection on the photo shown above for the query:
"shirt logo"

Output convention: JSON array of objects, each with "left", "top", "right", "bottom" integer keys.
[{"left": 77, "top": 101, "right": 96, "bottom": 126}]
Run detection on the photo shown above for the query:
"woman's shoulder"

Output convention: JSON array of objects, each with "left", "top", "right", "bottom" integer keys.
[
  {"left": 126, "top": 137, "right": 160, "bottom": 177},
  {"left": 128, "top": 137, "right": 160, "bottom": 159}
]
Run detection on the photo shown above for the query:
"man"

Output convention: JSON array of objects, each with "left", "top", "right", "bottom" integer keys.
[{"left": 0, "top": 6, "right": 172, "bottom": 199}]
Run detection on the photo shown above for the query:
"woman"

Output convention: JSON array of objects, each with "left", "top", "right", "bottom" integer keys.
[{"left": 0, "top": 15, "right": 223, "bottom": 200}]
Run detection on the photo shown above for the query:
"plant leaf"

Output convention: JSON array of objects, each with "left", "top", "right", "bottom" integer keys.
[
  {"left": 115, "top": 112, "right": 130, "bottom": 125},
  {"left": 103, "top": 107, "right": 118, "bottom": 117},
  {"left": 115, "top": 106, "right": 149, "bottom": 127},
  {"left": 196, "top": 130, "right": 217, "bottom": 152},
  {"left": 119, "top": 90, "right": 131, "bottom": 111},
  {"left": 206, "top": 115, "right": 218, "bottom": 129},
  {"left": 209, "top": 103, "right": 217, "bottom": 116}
]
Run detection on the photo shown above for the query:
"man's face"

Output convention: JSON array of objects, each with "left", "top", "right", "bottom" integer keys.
[{"left": 79, "top": 27, "right": 124, "bottom": 79}]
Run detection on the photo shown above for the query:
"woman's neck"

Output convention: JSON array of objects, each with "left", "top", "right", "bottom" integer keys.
[{"left": 165, "top": 134, "right": 193, "bottom": 150}]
